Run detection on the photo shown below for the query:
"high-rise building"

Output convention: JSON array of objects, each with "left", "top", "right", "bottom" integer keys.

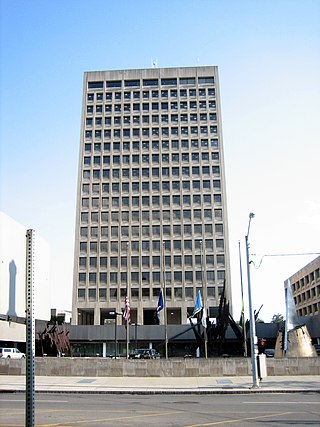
[{"left": 72, "top": 66, "right": 231, "bottom": 326}]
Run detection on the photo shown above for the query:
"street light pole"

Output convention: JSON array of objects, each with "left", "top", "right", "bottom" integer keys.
[
  {"left": 245, "top": 212, "right": 260, "bottom": 388},
  {"left": 238, "top": 240, "right": 247, "bottom": 357}
]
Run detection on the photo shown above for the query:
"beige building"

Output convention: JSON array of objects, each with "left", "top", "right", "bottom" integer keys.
[
  {"left": 72, "top": 66, "right": 231, "bottom": 326},
  {"left": 287, "top": 256, "right": 320, "bottom": 317}
]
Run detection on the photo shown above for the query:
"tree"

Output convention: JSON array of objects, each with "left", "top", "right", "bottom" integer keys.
[{"left": 271, "top": 313, "right": 284, "bottom": 323}]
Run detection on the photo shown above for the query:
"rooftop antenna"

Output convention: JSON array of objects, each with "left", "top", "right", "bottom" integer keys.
[{"left": 152, "top": 57, "right": 158, "bottom": 68}]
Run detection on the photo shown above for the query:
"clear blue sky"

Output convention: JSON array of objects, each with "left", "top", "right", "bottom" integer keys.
[{"left": 1, "top": 0, "right": 319, "bottom": 321}]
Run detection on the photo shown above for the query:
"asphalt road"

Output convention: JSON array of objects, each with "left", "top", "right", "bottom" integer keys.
[{"left": 1, "top": 392, "right": 319, "bottom": 426}]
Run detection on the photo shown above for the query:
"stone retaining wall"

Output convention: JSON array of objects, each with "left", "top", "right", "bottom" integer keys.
[{"left": 1, "top": 357, "right": 319, "bottom": 377}]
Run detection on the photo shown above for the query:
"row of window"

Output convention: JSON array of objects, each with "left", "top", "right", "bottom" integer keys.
[
  {"left": 81, "top": 183, "right": 221, "bottom": 206},
  {"left": 79, "top": 226, "right": 223, "bottom": 251},
  {"left": 81, "top": 209, "right": 222, "bottom": 227},
  {"left": 78, "top": 284, "right": 220, "bottom": 303},
  {"left": 78, "top": 269, "right": 225, "bottom": 287},
  {"left": 80, "top": 239, "right": 224, "bottom": 255},
  {"left": 297, "top": 303, "right": 319, "bottom": 316},
  {"left": 79, "top": 229, "right": 224, "bottom": 248},
  {"left": 83, "top": 164, "right": 220, "bottom": 182},
  {"left": 87, "top": 87, "right": 215, "bottom": 102},
  {"left": 84, "top": 152, "right": 219, "bottom": 165},
  {"left": 84, "top": 144, "right": 220, "bottom": 162},
  {"left": 81, "top": 195, "right": 220, "bottom": 211},
  {"left": 79, "top": 252, "right": 222, "bottom": 268},
  {"left": 86, "top": 113, "right": 217, "bottom": 127},
  {"left": 88, "top": 77, "right": 214, "bottom": 90},
  {"left": 83, "top": 139, "right": 219, "bottom": 155},
  {"left": 87, "top": 100, "right": 216, "bottom": 115},
  {"left": 86, "top": 126, "right": 218, "bottom": 140},
  {"left": 294, "top": 284, "right": 320, "bottom": 305},
  {"left": 291, "top": 267, "right": 320, "bottom": 292}
]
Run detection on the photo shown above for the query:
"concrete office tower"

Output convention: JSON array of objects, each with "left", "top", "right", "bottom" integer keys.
[{"left": 72, "top": 66, "right": 231, "bottom": 326}]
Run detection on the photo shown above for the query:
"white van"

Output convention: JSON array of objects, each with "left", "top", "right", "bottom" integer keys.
[{"left": 0, "top": 348, "right": 25, "bottom": 359}]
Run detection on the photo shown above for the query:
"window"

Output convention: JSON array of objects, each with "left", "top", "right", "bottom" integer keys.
[
  {"left": 198, "top": 77, "right": 214, "bottom": 85},
  {"left": 161, "top": 78, "right": 177, "bottom": 85},
  {"left": 89, "top": 272, "right": 96, "bottom": 284},
  {"left": 78, "top": 289, "right": 85, "bottom": 301},
  {"left": 78, "top": 271, "right": 86, "bottom": 285},
  {"left": 143, "top": 79, "right": 158, "bottom": 86},
  {"left": 205, "top": 239, "right": 214, "bottom": 251},
  {"left": 125, "top": 79, "right": 140, "bottom": 87},
  {"left": 179, "top": 77, "right": 196, "bottom": 85},
  {"left": 88, "top": 81, "right": 103, "bottom": 89},
  {"left": 106, "top": 80, "right": 121, "bottom": 88}
]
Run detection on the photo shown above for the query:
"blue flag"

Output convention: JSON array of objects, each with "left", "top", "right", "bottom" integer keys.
[
  {"left": 190, "top": 290, "right": 203, "bottom": 318},
  {"left": 156, "top": 290, "right": 164, "bottom": 322}
]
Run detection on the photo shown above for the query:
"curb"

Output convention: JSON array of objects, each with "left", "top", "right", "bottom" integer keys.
[{"left": 2, "top": 388, "right": 320, "bottom": 395}]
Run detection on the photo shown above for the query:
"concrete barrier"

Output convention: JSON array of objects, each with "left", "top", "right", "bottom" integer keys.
[{"left": 1, "top": 357, "right": 319, "bottom": 377}]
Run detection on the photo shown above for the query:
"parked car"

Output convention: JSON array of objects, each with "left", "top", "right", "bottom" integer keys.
[
  {"left": 264, "top": 349, "right": 275, "bottom": 358},
  {"left": 129, "top": 349, "right": 160, "bottom": 359},
  {"left": 0, "top": 348, "right": 25, "bottom": 359}
]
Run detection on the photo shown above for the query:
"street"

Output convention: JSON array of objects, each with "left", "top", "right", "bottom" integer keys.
[{"left": 0, "top": 392, "right": 319, "bottom": 426}]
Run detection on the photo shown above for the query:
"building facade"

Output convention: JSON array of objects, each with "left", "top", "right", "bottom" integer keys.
[
  {"left": 287, "top": 256, "right": 320, "bottom": 317},
  {"left": 72, "top": 66, "right": 231, "bottom": 326},
  {"left": 0, "top": 212, "right": 51, "bottom": 345}
]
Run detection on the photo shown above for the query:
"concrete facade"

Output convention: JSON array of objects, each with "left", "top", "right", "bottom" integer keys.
[
  {"left": 287, "top": 256, "right": 320, "bottom": 317},
  {"left": 72, "top": 66, "right": 231, "bottom": 326}
]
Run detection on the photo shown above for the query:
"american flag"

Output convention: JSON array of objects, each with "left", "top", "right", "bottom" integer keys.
[{"left": 123, "top": 295, "right": 131, "bottom": 323}]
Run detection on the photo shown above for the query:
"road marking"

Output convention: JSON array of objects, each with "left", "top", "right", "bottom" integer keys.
[
  {"left": 185, "top": 411, "right": 293, "bottom": 426},
  {"left": 0, "top": 399, "right": 69, "bottom": 403},
  {"left": 38, "top": 410, "right": 181, "bottom": 426},
  {"left": 242, "top": 401, "right": 320, "bottom": 404}
]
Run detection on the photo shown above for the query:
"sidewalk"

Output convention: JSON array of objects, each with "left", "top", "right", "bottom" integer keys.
[{"left": 1, "top": 375, "right": 320, "bottom": 394}]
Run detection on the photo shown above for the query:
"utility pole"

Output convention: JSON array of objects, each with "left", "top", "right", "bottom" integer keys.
[
  {"left": 238, "top": 240, "right": 248, "bottom": 357},
  {"left": 245, "top": 213, "right": 260, "bottom": 388}
]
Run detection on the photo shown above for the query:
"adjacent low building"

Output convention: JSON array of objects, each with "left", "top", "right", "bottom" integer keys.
[
  {"left": 0, "top": 212, "right": 51, "bottom": 346},
  {"left": 287, "top": 256, "right": 320, "bottom": 317}
]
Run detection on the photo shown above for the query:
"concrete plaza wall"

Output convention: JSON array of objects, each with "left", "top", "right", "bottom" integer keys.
[{"left": 1, "top": 357, "right": 319, "bottom": 377}]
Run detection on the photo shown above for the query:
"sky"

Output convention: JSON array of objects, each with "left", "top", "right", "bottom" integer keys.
[{"left": 1, "top": 0, "right": 319, "bottom": 322}]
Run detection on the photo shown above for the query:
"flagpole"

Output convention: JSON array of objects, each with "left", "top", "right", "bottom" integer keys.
[
  {"left": 200, "top": 241, "right": 208, "bottom": 359},
  {"left": 162, "top": 241, "right": 168, "bottom": 359},
  {"left": 238, "top": 240, "right": 247, "bottom": 357}
]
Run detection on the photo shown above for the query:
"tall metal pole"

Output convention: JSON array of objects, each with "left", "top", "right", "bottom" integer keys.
[
  {"left": 245, "top": 213, "right": 260, "bottom": 388},
  {"left": 126, "top": 242, "right": 130, "bottom": 358},
  {"left": 238, "top": 240, "right": 248, "bottom": 357},
  {"left": 114, "top": 317, "right": 117, "bottom": 358},
  {"left": 162, "top": 241, "right": 168, "bottom": 359},
  {"left": 26, "top": 229, "right": 35, "bottom": 427},
  {"left": 200, "top": 241, "right": 208, "bottom": 358}
]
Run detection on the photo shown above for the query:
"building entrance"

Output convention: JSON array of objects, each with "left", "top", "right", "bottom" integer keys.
[{"left": 143, "top": 309, "right": 157, "bottom": 325}]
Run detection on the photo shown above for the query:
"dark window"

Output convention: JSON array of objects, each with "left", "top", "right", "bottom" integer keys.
[
  {"left": 106, "top": 80, "right": 122, "bottom": 88},
  {"left": 198, "top": 77, "right": 214, "bottom": 85},
  {"left": 179, "top": 77, "right": 196, "bottom": 85},
  {"left": 143, "top": 79, "right": 158, "bottom": 86},
  {"left": 88, "top": 81, "right": 103, "bottom": 89},
  {"left": 124, "top": 79, "right": 140, "bottom": 87},
  {"left": 161, "top": 78, "right": 177, "bottom": 85}
]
